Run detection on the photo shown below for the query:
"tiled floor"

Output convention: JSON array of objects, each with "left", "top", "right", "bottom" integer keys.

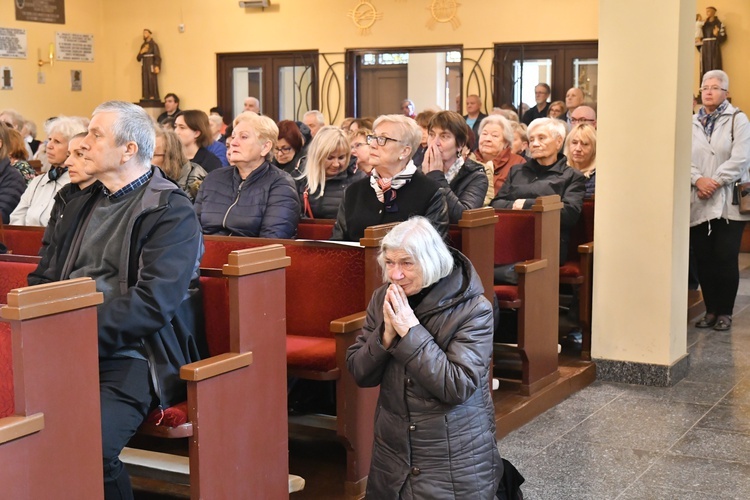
[{"left": 499, "top": 258, "right": 750, "bottom": 499}]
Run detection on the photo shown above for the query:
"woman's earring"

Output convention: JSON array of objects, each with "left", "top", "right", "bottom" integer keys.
[
  {"left": 457, "top": 149, "right": 461, "bottom": 158},
  {"left": 399, "top": 156, "right": 404, "bottom": 160}
]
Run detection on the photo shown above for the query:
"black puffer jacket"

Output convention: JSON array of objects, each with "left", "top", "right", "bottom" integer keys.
[
  {"left": 425, "top": 158, "right": 489, "bottom": 223},
  {"left": 295, "top": 158, "right": 366, "bottom": 219},
  {"left": 194, "top": 161, "right": 300, "bottom": 238},
  {"left": 0, "top": 157, "right": 26, "bottom": 224},
  {"left": 27, "top": 168, "right": 205, "bottom": 407},
  {"left": 347, "top": 249, "right": 502, "bottom": 499}
]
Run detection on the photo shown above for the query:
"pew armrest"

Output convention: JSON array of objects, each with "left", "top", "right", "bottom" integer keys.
[
  {"left": 180, "top": 352, "right": 253, "bottom": 382},
  {"left": 578, "top": 241, "right": 594, "bottom": 254},
  {"left": 515, "top": 258, "right": 547, "bottom": 274},
  {"left": 330, "top": 311, "right": 367, "bottom": 334},
  {"left": 0, "top": 413, "right": 44, "bottom": 444}
]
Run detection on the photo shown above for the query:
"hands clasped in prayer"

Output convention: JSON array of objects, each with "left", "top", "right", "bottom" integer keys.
[
  {"left": 695, "top": 177, "right": 720, "bottom": 200},
  {"left": 382, "top": 284, "right": 418, "bottom": 348}
]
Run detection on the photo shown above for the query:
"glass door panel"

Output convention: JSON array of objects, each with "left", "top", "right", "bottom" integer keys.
[
  {"left": 512, "top": 58, "right": 552, "bottom": 108},
  {"left": 232, "top": 67, "right": 263, "bottom": 118},
  {"left": 277, "top": 65, "right": 314, "bottom": 121},
  {"left": 573, "top": 58, "right": 598, "bottom": 104}
]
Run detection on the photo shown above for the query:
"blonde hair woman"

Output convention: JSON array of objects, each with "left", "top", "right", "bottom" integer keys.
[
  {"left": 296, "top": 126, "right": 364, "bottom": 219},
  {"left": 564, "top": 123, "right": 597, "bottom": 199},
  {"left": 153, "top": 128, "right": 207, "bottom": 202}
]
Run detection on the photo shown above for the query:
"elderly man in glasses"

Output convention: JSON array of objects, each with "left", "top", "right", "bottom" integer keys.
[{"left": 570, "top": 105, "right": 597, "bottom": 129}]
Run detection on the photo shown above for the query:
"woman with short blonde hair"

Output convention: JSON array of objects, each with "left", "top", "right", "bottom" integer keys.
[{"left": 564, "top": 123, "right": 597, "bottom": 199}]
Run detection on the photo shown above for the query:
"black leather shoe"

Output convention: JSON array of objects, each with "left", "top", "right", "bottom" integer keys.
[
  {"left": 695, "top": 314, "right": 717, "bottom": 328},
  {"left": 713, "top": 316, "right": 732, "bottom": 331}
]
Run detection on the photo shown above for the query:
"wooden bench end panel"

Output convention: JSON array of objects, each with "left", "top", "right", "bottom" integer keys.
[
  {"left": 1, "top": 278, "right": 103, "bottom": 321},
  {"left": 0, "top": 413, "right": 44, "bottom": 445}
]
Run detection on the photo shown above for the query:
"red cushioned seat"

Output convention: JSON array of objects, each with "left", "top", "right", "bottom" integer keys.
[
  {"left": 297, "top": 222, "right": 334, "bottom": 240},
  {"left": 286, "top": 335, "right": 337, "bottom": 373},
  {"left": 0, "top": 262, "right": 37, "bottom": 304},
  {"left": 0, "top": 321, "right": 13, "bottom": 418},
  {"left": 494, "top": 285, "right": 521, "bottom": 309},
  {"left": 144, "top": 401, "right": 189, "bottom": 428},
  {"left": 559, "top": 260, "right": 583, "bottom": 279}
]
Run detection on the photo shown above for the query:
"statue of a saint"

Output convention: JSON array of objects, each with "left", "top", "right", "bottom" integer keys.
[
  {"left": 698, "top": 7, "right": 726, "bottom": 78},
  {"left": 137, "top": 29, "right": 161, "bottom": 101}
]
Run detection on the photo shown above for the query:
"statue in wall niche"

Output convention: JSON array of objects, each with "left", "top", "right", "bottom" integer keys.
[
  {"left": 137, "top": 29, "right": 161, "bottom": 101},
  {"left": 698, "top": 6, "right": 726, "bottom": 78}
]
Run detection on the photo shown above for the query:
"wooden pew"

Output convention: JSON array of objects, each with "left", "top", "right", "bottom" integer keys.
[
  {"left": 201, "top": 225, "right": 392, "bottom": 498},
  {"left": 122, "top": 245, "right": 301, "bottom": 498},
  {"left": 493, "top": 195, "right": 563, "bottom": 396},
  {"left": 560, "top": 200, "right": 595, "bottom": 360},
  {"left": 0, "top": 225, "right": 45, "bottom": 257},
  {"left": 0, "top": 274, "right": 104, "bottom": 498},
  {"left": 297, "top": 218, "right": 336, "bottom": 240}
]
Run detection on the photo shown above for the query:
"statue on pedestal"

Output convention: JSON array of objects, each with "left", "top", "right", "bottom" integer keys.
[
  {"left": 698, "top": 7, "right": 726, "bottom": 78},
  {"left": 137, "top": 29, "right": 161, "bottom": 101}
]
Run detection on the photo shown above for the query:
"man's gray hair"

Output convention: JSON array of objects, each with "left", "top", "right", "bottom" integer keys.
[
  {"left": 477, "top": 114, "right": 514, "bottom": 146},
  {"left": 372, "top": 114, "right": 422, "bottom": 159},
  {"left": 702, "top": 69, "right": 729, "bottom": 91},
  {"left": 304, "top": 110, "right": 325, "bottom": 125},
  {"left": 528, "top": 117, "right": 567, "bottom": 142},
  {"left": 0, "top": 109, "right": 24, "bottom": 130},
  {"left": 378, "top": 217, "right": 454, "bottom": 288},
  {"left": 93, "top": 100, "right": 155, "bottom": 163}
]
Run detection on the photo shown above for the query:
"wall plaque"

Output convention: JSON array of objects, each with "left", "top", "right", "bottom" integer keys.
[
  {"left": 15, "top": 0, "right": 66, "bottom": 25},
  {"left": 0, "top": 27, "right": 27, "bottom": 59},
  {"left": 56, "top": 32, "right": 94, "bottom": 62}
]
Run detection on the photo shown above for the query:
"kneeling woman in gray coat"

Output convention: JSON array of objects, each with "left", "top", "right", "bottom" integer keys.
[{"left": 347, "top": 217, "right": 506, "bottom": 499}]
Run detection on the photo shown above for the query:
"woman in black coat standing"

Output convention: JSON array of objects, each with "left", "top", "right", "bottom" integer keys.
[{"left": 347, "top": 217, "right": 510, "bottom": 499}]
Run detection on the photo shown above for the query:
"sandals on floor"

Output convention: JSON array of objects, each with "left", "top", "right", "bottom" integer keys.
[
  {"left": 713, "top": 316, "right": 732, "bottom": 331},
  {"left": 695, "top": 313, "right": 717, "bottom": 328}
]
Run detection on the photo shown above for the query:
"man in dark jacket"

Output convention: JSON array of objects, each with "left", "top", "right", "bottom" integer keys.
[
  {"left": 28, "top": 101, "right": 204, "bottom": 500},
  {"left": 463, "top": 94, "right": 488, "bottom": 139}
]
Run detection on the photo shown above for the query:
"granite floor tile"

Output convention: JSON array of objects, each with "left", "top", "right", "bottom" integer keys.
[
  {"left": 609, "top": 378, "right": 730, "bottom": 406},
  {"left": 517, "top": 440, "right": 660, "bottom": 500},
  {"left": 638, "top": 454, "right": 750, "bottom": 497},
  {"left": 617, "top": 483, "right": 709, "bottom": 500},
  {"left": 720, "top": 377, "right": 750, "bottom": 406},
  {"left": 670, "top": 427, "right": 750, "bottom": 465},
  {"left": 682, "top": 360, "right": 749, "bottom": 388},
  {"left": 563, "top": 396, "right": 711, "bottom": 452},
  {"left": 696, "top": 403, "right": 750, "bottom": 434},
  {"left": 689, "top": 340, "right": 750, "bottom": 367}
]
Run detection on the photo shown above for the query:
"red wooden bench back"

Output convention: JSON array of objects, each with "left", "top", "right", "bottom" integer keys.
[
  {"left": 297, "top": 219, "right": 335, "bottom": 240},
  {"left": 565, "top": 200, "right": 595, "bottom": 263},
  {"left": 494, "top": 211, "right": 536, "bottom": 265},
  {"left": 0, "top": 226, "right": 45, "bottom": 257}
]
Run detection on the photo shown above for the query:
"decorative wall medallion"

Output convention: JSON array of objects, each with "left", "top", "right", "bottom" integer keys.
[
  {"left": 348, "top": 1, "right": 383, "bottom": 35},
  {"left": 426, "top": 0, "right": 461, "bottom": 30}
]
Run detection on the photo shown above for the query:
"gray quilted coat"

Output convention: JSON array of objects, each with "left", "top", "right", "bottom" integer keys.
[{"left": 347, "top": 249, "right": 502, "bottom": 499}]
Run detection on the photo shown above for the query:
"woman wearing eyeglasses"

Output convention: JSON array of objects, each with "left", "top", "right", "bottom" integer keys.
[
  {"left": 421, "top": 111, "right": 488, "bottom": 224},
  {"left": 331, "top": 114, "right": 448, "bottom": 241},
  {"left": 273, "top": 120, "right": 306, "bottom": 175},
  {"left": 691, "top": 70, "right": 750, "bottom": 332},
  {"left": 194, "top": 112, "right": 300, "bottom": 238},
  {"left": 295, "top": 126, "right": 365, "bottom": 219}
]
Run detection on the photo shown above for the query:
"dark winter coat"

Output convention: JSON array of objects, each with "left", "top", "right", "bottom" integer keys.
[
  {"left": 347, "top": 249, "right": 502, "bottom": 499},
  {"left": 295, "top": 158, "right": 366, "bottom": 219},
  {"left": 27, "top": 168, "right": 205, "bottom": 407},
  {"left": 491, "top": 154, "right": 586, "bottom": 262},
  {"left": 194, "top": 161, "right": 300, "bottom": 238},
  {"left": 330, "top": 170, "right": 448, "bottom": 241},
  {"left": 425, "top": 158, "right": 489, "bottom": 223},
  {"left": 0, "top": 157, "right": 26, "bottom": 224}
]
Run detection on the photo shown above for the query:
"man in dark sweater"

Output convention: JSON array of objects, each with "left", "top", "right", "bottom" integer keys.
[
  {"left": 28, "top": 101, "right": 204, "bottom": 500},
  {"left": 521, "top": 83, "right": 551, "bottom": 125}
]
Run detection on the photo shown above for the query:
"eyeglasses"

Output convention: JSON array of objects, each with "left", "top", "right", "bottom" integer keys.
[
  {"left": 274, "top": 146, "right": 293, "bottom": 154},
  {"left": 366, "top": 134, "right": 401, "bottom": 146},
  {"left": 570, "top": 118, "right": 596, "bottom": 124},
  {"left": 700, "top": 86, "right": 727, "bottom": 93}
]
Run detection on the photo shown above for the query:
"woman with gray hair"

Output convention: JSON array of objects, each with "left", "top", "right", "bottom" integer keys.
[
  {"left": 347, "top": 216, "right": 517, "bottom": 499},
  {"left": 474, "top": 114, "right": 526, "bottom": 197},
  {"left": 331, "top": 114, "right": 448, "bottom": 241},
  {"left": 691, "top": 70, "right": 750, "bottom": 331},
  {"left": 491, "top": 117, "right": 586, "bottom": 263},
  {"left": 10, "top": 116, "right": 87, "bottom": 226}
]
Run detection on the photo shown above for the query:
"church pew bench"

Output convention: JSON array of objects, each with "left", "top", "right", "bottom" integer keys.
[
  {"left": 201, "top": 225, "right": 393, "bottom": 498},
  {"left": 492, "top": 195, "right": 563, "bottom": 396},
  {"left": 0, "top": 276, "right": 103, "bottom": 498},
  {"left": 0, "top": 225, "right": 45, "bottom": 257},
  {"left": 559, "top": 200, "right": 595, "bottom": 360},
  {"left": 123, "top": 245, "right": 303, "bottom": 498}
]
